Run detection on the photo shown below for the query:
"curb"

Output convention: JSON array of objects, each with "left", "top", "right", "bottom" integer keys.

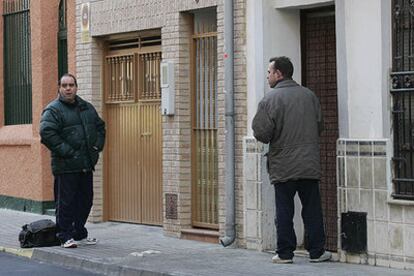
[
  {"left": 1, "top": 245, "right": 170, "bottom": 275},
  {"left": 31, "top": 249, "right": 171, "bottom": 276},
  {"left": 0, "top": 246, "right": 33, "bottom": 258}
]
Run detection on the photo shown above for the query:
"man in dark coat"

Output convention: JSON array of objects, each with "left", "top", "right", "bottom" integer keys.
[
  {"left": 252, "top": 57, "right": 331, "bottom": 263},
  {"left": 40, "top": 73, "right": 105, "bottom": 248}
]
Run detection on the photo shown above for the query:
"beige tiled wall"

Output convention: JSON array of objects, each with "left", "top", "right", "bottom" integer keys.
[
  {"left": 243, "top": 138, "right": 275, "bottom": 251},
  {"left": 337, "top": 139, "right": 414, "bottom": 270}
]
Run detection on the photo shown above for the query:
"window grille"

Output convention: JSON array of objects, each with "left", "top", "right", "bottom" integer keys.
[
  {"left": 3, "top": 0, "right": 32, "bottom": 125},
  {"left": 191, "top": 10, "right": 218, "bottom": 229},
  {"left": 391, "top": 0, "right": 414, "bottom": 199},
  {"left": 108, "top": 35, "right": 161, "bottom": 51},
  {"left": 58, "top": 0, "right": 68, "bottom": 78},
  {"left": 139, "top": 52, "right": 161, "bottom": 100},
  {"left": 105, "top": 51, "right": 161, "bottom": 103},
  {"left": 104, "top": 31, "right": 161, "bottom": 104},
  {"left": 105, "top": 54, "right": 137, "bottom": 103}
]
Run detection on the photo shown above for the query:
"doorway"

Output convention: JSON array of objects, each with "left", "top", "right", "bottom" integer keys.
[
  {"left": 301, "top": 7, "right": 339, "bottom": 251},
  {"left": 104, "top": 34, "right": 163, "bottom": 225}
]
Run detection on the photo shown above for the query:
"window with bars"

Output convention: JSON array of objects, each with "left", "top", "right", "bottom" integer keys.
[
  {"left": 105, "top": 54, "right": 137, "bottom": 102},
  {"left": 391, "top": 0, "right": 414, "bottom": 199},
  {"left": 3, "top": 0, "right": 32, "bottom": 125},
  {"left": 58, "top": 0, "right": 68, "bottom": 79},
  {"left": 140, "top": 52, "right": 161, "bottom": 100},
  {"left": 104, "top": 34, "right": 162, "bottom": 103},
  {"left": 191, "top": 9, "right": 218, "bottom": 229}
]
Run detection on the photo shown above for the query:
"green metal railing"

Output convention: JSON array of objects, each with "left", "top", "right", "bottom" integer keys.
[
  {"left": 58, "top": 0, "right": 67, "bottom": 78},
  {"left": 3, "top": 0, "right": 32, "bottom": 125}
]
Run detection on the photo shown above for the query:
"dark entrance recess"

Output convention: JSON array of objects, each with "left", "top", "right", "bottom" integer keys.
[{"left": 301, "top": 7, "right": 339, "bottom": 252}]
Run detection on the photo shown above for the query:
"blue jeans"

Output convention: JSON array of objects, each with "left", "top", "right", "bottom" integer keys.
[{"left": 273, "top": 179, "right": 326, "bottom": 259}]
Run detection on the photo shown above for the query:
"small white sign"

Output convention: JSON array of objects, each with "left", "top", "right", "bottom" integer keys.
[{"left": 81, "top": 3, "right": 91, "bottom": 43}]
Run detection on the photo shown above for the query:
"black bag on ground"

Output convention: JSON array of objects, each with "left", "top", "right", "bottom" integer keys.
[{"left": 19, "top": 219, "right": 61, "bottom": 248}]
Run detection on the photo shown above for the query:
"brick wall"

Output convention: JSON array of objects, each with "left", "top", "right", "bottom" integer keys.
[
  {"left": 76, "top": 0, "right": 248, "bottom": 245},
  {"left": 162, "top": 11, "right": 193, "bottom": 236},
  {"left": 75, "top": 0, "right": 104, "bottom": 222}
]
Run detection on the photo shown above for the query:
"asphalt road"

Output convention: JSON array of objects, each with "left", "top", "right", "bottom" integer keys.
[{"left": 0, "top": 252, "right": 97, "bottom": 276}]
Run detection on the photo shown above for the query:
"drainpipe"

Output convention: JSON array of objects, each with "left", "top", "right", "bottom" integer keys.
[{"left": 220, "top": 0, "right": 235, "bottom": 247}]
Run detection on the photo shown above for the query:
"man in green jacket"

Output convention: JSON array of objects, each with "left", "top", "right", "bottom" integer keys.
[
  {"left": 40, "top": 73, "right": 105, "bottom": 248},
  {"left": 252, "top": 57, "right": 331, "bottom": 263}
]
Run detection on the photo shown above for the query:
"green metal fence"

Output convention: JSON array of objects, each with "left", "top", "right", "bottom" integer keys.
[
  {"left": 58, "top": 0, "right": 67, "bottom": 78},
  {"left": 3, "top": 0, "right": 32, "bottom": 125}
]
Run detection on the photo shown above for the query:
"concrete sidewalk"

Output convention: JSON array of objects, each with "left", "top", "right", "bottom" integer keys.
[{"left": 0, "top": 209, "right": 411, "bottom": 276}]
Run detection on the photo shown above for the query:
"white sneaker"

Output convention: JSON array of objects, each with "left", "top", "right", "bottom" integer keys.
[
  {"left": 76, "top": 237, "right": 98, "bottom": 246},
  {"left": 310, "top": 251, "right": 332, "bottom": 262},
  {"left": 272, "top": 254, "right": 293, "bottom": 264},
  {"left": 61, "top": 238, "right": 77, "bottom": 248}
]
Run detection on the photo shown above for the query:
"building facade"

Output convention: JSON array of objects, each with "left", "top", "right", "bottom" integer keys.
[
  {"left": 0, "top": 0, "right": 76, "bottom": 214},
  {"left": 245, "top": 0, "right": 414, "bottom": 270},
  {"left": 1, "top": 0, "right": 413, "bottom": 271},
  {"left": 75, "top": 0, "right": 248, "bottom": 246}
]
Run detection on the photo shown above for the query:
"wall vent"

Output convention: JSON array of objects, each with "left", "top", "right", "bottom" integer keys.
[
  {"left": 108, "top": 35, "right": 161, "bottom": 51},
  {"left": 165, "top": 193, "right": 178, "bottom": 220},
  {"left": 341, "top": 211, "right": 367, "bottom": 253}
]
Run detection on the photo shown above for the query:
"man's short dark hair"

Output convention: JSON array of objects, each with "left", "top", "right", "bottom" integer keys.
[
  {"left": 269, "top": 56, "right": 294, "bottom": 79},
  {"left": 58, "top": 73, "right": 78, "bottom": 87}
]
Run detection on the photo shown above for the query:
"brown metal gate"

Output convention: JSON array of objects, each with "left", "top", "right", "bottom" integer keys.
[
  {"left": 301, "top": 8, "right": 338, "bottom": 251},
  {"left": 104, "top": 44, "right": 162, "bottom": 225},
  {"left": 191, "top": 11, "right": 218, "bottom": 229}
]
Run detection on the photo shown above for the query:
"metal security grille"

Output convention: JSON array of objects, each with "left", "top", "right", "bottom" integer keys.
[
  {"left": 192, "top": 11, "right": 218, "bottom": 229},
  {"left": 3, "top": 0, "right": 32, "bottom": 125},
  {"left": 139, "top": 52, "right": 161, "bottom": 100},
  {"left": 105, "top": 54, "right": 136, "bottom": 102},
  {"left": 105, "top": 52, "right": 162, "bottom": 103},
  {"left": 391, "top": 0, "right": 414, "bottom": 199},
  {"left": 104, "top": 40, "right": 162, "bottom": 225},
  {"left": 108, "top": 35, "right": 161, "bottom": 51},
  {"left": 58, "top": 0, "right": 68, "bottom": 78}
]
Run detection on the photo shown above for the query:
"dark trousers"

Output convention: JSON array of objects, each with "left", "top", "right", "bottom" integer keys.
[
  {"left": 54, "top": 172, "right": 93, "bottom": 243},
  {"left": 273, "top": 179, "right": 326, "bottom": 259}
]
